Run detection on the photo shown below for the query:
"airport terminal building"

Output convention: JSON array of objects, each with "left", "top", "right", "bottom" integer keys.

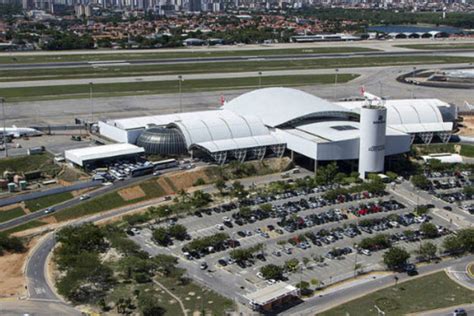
[{"left": 98, "top": 88, "right": 456, "bottom": 177}]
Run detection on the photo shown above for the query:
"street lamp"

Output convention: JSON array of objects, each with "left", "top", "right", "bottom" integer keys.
[
  {"left": 334, "top": 68, "right": 339, "bottom": 100},
  {"left": 178, "top": 75, "right": 183, "bottom": 113},
  {"left": 258, "top": 71, "right": 262, "bottom": 88},
  {"left": 89, "top": 82, "right": 94, "bottom": 123},
  {"left": 1, "top": 97, "right": 7, "bottom": 158}
]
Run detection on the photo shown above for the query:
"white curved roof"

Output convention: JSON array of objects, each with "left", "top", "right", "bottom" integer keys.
[
  {"left": 336, "top": 99, "right": 453, "bottom": 133},
  {"left": 168, "top": 110, "right": 271, "bottom": 148},
  {"left": 223, "top": 87, "right": 354, "bottom": 127},
  {"left": 192, "top": 134, "right": 283, "bottom": 153}
]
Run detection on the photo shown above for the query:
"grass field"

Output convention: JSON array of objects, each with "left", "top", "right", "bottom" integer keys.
[
  {"left": 2, "top": 220, "right": 47, "bottom": 235},
  {"left": 0, "top": 207, "right": 25, "bottom": 223},
  {"left": 0, "top": 154, "right": 52, "bottom": 174},
  {"left": 468, "top": 263, "right": 474, "bottom": 277},
  {"left": 2, "top": 55, "right": 473, "bottom": 83},
  {"left": 0, "top": 46, "right": 378, "bottom": 65},
  {"left": 396, "top": 43, "right": 474, "bottom": 50},
  {"left": 0, "top": 74, "right": 359, "bottom": 102},
  {"left": 320, "top": 271, "right": 474, "bottom": 316},
  {"left": 158, "top": 275, "right": 234, "bottom": 315},
  {"left": 54, "top": 180, "right": 166, "bottom": 222},
  {"left": 24, "top": 191, "right": 74, "bottom": 212},
  {"left": 460, "top": 144, "right": 474, "bottom": 158}
]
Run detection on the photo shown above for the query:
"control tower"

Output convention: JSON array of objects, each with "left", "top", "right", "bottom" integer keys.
[{"left": 358, "top": 105, "right": 387, "bottom": 178}]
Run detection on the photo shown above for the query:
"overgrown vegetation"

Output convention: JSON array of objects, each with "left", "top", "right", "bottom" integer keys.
[
  {"left": 53, "top": 223, "right": 233, "bottom": 314},
  {"left": 442, "top": 228, "right": 474, "bottom": 255},
  {"left": 0, "top": 207, "right": 25, "bottom": 223},
  {"left": 25, "top": 191, "right": 73, "bottom": 212},
  {"left": 0, "top": 232, "right": 25, "bottom": 255},
  {"left": 0, "top": 153, "right": 60, "bottom": 178}
]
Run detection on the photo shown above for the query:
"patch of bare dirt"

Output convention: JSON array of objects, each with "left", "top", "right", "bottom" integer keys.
[
  {"left": 163, "top": 167, "right": 215, "bottom": 192},
  {"left": 118, "top": 186, "right": 146, "bottom": 201},
  {"left": 40, "top": 216, "right": 58, "bottom": 225},
  {"left": 459, "top": 116, "right": 474, "bottom": 136},
  {"left": 0, "top": 237, "right": 40, "bottom": 298}
]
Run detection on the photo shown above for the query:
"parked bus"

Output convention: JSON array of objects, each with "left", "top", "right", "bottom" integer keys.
[{"left": 153, "top": 159, "right": 178, "bottom": 171}]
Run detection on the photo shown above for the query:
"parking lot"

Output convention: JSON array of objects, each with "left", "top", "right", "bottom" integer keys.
[
  {"left": 422, "top": 170, "right": 474, "bottom": 212},
  {"left": 129, "top": 179, "right": 454, "bottom": 301}
]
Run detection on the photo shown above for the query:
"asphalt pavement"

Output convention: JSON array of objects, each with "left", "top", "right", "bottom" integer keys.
[{"left": 0, "top": 180, "right": 100, "bottom": 208}]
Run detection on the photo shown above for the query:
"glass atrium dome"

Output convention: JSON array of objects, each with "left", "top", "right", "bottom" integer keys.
[{"left": 136, "top": 127, "right": 188, "bottom": 156}]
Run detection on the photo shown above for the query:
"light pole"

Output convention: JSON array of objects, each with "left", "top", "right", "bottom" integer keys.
[
  {"left": 1, "top": 97, "right": 7, "bottom": 158},
  {"left": 258, "top": 71, "right": 262, "bottom": 88},
  {"left": 89, "top": 82, "right": 94, "bottom": 123},
  {"left": 334, "top": 68, "right": 339, "bottom": 100},
  {"left": 178, "top": 75, "right": 183, "bottom": 113},
  {"left": 411, "top": 67, "right": 416, "bottom": 99}
]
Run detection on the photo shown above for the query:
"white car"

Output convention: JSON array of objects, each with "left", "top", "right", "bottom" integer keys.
[
  {"left": 79, "top": 194, "right": 90, "bottom": 201},
  {"left": 361, "top": 249, "right": 371, "bottom": 256},
  {"left": 266, "top": 279, "right": 276, "bottom": 285},
  {"left": 44, "top": 207, "right": 55, "bottom": 214},
  {"left": 256, "top": 272, "right": 265, "bottom": 279},
  {"left": 215, "top": 224, "right": 224, "bottom": 230},
  {"left": 222, "top": 216, "right": 231, "bottom": 222}
]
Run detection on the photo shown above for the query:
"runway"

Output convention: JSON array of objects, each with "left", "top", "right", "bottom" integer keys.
[{"left": 0, "top": 49, "right": 472, "bottom": 72}]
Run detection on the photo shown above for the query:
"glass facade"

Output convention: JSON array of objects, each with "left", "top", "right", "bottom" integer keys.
[{"left": 136, "top": 127, "right": 188, "bottom": 156}]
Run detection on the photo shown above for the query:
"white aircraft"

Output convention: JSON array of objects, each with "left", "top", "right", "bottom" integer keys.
[
  {"left": 465, "top": 101, "right": 474, "bottom": 111},
  {"left": 0, "top": 125, "right": 42, "bottom": 138},
  {"left": 360, "top": 86, "right": 384, "bottom": 105}
]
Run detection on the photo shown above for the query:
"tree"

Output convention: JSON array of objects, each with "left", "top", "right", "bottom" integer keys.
[
  {"left": 230, "top": 181, "right": 247, "bottom": 199},
  {"left": 260, "top": 264, "right": 284, "bottom": 280},
  {"left": 191, "top": 190, "right": 212, "bottom": 208},
  {"left": 0, "top": 233, "right": 25, "bottom": 254},
  {"left": 175, "top": 189, "right": 190, "bottom": 204},
  {"left": 383, "top": 247, "right": 410, "bottom": 270},
  {"left": 411, "top": 174, "right": 431, "bottom": 190},
  {"left": 193, "top": 178, "right": 206, "bottom": 186},
  {"left": 138, "top": 292, "right": 166, "bottom": 316},
  {"left": 443, "top": 235, "right": 465, "bottom": 255},
  {"left": 153, "top": 254, "right": 178, "bottom": 277},
  {"left": 260, "top": 203, "right": 273, "bottom": 213},
  {"left": 296, "top": 280, "right": 310, "bottom": 290},
  {"left": 302, "top": 257, "right": 311, "bottom": 268},
  {"left": 152, "top": 227, "right": 170, "bottom": 246},
  {"left": 417, "top": 242, "right": 437, "bottom": 261},
  {"left": 457, "top": 228, "right": 474, "bottom": 253},
  {"left": 414, "top": 205, "right": 429, "bottom": 216},
  {"left": 463, "top": 185, "right": 474, "bottom": 199},
  {"left": 277, "top": 240, "right": 287, "bottom": 249},
  {"left": 168, "top": 224, "right": 188, "bottom": 241},
  {"left": 315, "top": 162, "right": 338, "bottom": 185},
  {"left": 284, "top": 258, "right": 300, "bottom": 273},
  {"left": 215, "top": 178, "right": 226, "bottom": 194},
  {"left": 420, "top": 222, "right": 438, "bottom": 239}
]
